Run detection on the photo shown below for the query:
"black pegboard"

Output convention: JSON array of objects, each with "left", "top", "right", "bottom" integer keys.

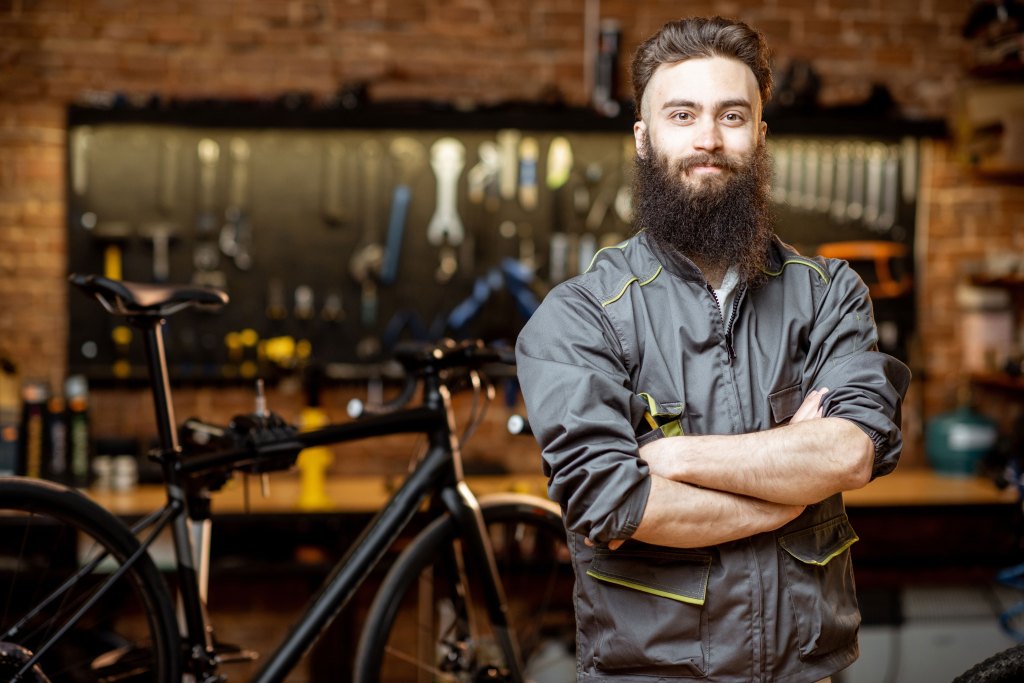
[{"left": 66, "top": 117, "right": 636, "bottom": 384}]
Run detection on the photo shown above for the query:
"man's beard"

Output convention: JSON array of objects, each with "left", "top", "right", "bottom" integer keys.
[{"left": 632, "top": 136, "right": 774, "bottom": 285}]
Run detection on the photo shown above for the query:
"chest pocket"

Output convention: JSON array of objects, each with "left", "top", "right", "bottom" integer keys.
[
  {"left": 634, "top": 392, "right": 684, "bottom": 446},
  {"left": 768, "top": 383, "right": 803, "bottom": 426}
]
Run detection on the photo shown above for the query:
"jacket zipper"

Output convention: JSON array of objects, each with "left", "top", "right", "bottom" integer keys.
[{"left": 706, "top": 283, "right": 746, "bottom": 364}]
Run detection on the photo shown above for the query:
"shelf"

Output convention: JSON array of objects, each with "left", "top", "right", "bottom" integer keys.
[
  {"left": 969, "top": 273, "right": 1024, "bottom": 289},
  {"left": 970, "top": 372, "right": 1024, "bottom": 396},
  {"left": 66, "top": 98, "right": 948, "bottom": 138}
]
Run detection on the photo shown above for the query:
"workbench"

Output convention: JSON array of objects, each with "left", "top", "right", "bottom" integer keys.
[{"left": 82, "top": 467, "right": 1022, "bottom": 683}]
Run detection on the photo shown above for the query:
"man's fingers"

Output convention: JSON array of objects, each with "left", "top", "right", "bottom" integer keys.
[{"left": 791, "top": 387, "right": 828, "bottom": 423}]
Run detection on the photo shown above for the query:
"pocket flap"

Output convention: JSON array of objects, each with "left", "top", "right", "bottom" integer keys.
[
  {"left": 779, "top": 516, "right": 859, "bottom": 566},
  {"left": 587, "top": 547, "right": 712, "bottom": 605},
  {"left": 635, "top": 393, "right": 684, "bottom": 444},
  {"left": 769, "top": 384, "right": 803, "bottom": 424}
]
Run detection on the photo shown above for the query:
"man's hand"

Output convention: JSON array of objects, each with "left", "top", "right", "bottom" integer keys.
[{"left": 791, "top": 387, "right": 828, "bottom": 423}]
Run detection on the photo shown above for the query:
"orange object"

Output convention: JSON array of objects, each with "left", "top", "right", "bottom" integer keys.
[{"left": 817, "top": 241, "right": 913, "bottom": 299}]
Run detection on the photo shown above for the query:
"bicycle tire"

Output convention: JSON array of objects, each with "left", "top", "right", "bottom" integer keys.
[
  {"left": 0, "top": 477, "right": 181, "bottom": 683},
  {"left": 353, "top": 493, "right": 576, "bottom": 683}
]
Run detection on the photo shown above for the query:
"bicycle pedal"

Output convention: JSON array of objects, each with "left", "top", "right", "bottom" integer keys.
[{"left": 212, "top": 641, "right": 259, "bottom": 664}]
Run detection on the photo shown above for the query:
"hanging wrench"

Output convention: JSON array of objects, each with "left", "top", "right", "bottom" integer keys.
[
  {"left": 381, "top": 137, "right": 426, "bottom": 285},
  {"left": 427, "top": 137, "right": 466, "bottom": 247}
]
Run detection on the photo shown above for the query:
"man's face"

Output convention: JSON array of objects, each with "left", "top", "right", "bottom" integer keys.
[
  {"left": 629, "top": 56, "right": 774, "bottom": 284},
  {"left": 633, "top": 56, "right": 766, "bottom": 190}
]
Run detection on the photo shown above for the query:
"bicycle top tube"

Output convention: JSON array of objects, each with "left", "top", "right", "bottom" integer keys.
[{"left": 178, "top": 339, "right": 512, "bottom": 480}]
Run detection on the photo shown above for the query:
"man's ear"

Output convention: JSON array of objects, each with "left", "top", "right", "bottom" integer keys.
[
  {"left": 759, "top": 120, "right": 768, "bottom": 144},
  {"left": 633, "top": 121, "right": 648, "bottom": 158}
]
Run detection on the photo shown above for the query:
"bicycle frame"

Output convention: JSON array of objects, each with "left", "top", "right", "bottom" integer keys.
[{"left": 130, "top": 313, "right": 526, "bottom": 681}]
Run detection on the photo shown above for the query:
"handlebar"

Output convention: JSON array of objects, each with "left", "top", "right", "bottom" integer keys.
[
  {"left": 351, "top": 339, "right": 515, "bottom": 418},
  {"left": 393, "top": 338, "right": 515, "bottom": 375}
]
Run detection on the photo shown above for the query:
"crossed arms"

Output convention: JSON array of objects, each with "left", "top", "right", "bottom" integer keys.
[{"left": 619, "top": 388, "right": 874, "bottom": 550}]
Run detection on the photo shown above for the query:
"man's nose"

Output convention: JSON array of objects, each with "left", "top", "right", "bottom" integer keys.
[{"left": 692, "top": 120, "right": 723, "bottom": 152}]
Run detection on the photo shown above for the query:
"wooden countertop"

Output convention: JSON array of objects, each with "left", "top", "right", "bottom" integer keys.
[{"left": 84, "top": 467, "right": 1019, "bottom": 517}]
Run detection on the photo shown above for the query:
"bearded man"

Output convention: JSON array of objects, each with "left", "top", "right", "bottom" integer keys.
[{"left": 516, "top": 16, "right": 911, "bottom": 683}]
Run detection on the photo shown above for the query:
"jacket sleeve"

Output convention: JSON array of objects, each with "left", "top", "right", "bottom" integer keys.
[
  {"left": 804, "top": 260, "right": 912, "bottom": 478},
  {"left": 515, "top": 283, "right": 651, "bottom": 542}
]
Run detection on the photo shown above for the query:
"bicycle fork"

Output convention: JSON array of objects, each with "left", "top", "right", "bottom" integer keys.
[{"left": 441, "top": 482, "right": 526, "bottom": 683}]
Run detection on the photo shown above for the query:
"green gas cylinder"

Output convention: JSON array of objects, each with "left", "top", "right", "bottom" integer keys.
[{"left": 925, "top": 404, "right": 999, "bottom": 476}]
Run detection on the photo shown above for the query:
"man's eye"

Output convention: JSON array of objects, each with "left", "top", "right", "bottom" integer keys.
[
  {"left": 672, "top": 112, "right": 692, "bottom": 122},
  {"left": 723, "top": 113, "right": 744, "bottom": 123}
]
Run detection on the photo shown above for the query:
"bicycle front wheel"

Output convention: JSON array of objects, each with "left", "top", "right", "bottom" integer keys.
[
  {"left": 0, "top": 477, "right": 181, "bottom": 683},
  {"left": 354, "top": 493, "right": 576, "bottom": 683}
]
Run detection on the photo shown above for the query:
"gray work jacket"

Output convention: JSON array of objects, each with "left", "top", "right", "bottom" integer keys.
[{"left": 516, "top": 232, "right": 911, "bottom": 682}]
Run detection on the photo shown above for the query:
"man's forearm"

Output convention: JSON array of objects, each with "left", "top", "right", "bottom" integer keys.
[
  {"left": 640, "top": 417, "right": 874, "bottom": 506},
  {"left": 629, "top": 475, "right": 805, "bottom": 548}
]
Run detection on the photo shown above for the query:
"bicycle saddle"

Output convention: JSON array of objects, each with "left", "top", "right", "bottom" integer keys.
[{"left": 69, "top": 273, "right": 228, "bottom": 317}]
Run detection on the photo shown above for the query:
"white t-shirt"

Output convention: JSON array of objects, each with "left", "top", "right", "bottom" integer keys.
[{"left": 713, "top": 266, "right": 740, "bottom": 321}]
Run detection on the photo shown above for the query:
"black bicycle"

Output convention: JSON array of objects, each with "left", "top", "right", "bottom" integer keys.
[{"left": 0, "top": 274, "right": 574, "bottom": 683}]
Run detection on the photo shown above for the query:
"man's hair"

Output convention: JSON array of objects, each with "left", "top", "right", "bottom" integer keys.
[{"left": 631, "top": 16, "right": 773, "bottom": 120}]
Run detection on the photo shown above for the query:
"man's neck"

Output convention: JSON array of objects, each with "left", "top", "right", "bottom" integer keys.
[{"left": 692, "top": 258, "right": 728, "bottom": 288}]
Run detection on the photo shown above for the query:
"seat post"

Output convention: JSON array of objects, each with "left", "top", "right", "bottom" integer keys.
[
  {"left": 135, "top": 312, "right": 219, "bottom": 661},
  {"left": 135, "top": 314, "right": 180, "bottom": 458}
]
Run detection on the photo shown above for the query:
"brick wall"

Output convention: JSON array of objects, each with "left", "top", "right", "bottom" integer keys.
[{"left": 0, "top": 0, "right": 1007, "bottom": 468}]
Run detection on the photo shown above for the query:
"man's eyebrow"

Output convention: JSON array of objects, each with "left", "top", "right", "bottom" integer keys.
[{"left": 660, "top": 98, "right": 753, "bottom": 111}]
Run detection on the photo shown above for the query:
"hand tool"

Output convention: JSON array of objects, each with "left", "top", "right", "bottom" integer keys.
[
  {"left": 140, "top": 221, "right": 177, "bottom": 282},
  {"left": 788, "top": 140, "right": 804, "bottom": 211},
  {"left": 294, "top": 285, "right": 315, "bottom": 320},
  {"left": 771, "top": 139, "right": 790, "bottom": 204},
  {"left": 467, "top": 141, "right": 500, "bottom": 206},
  {"left": 193, "top": 138, "right": 222, "bottom": 276},
  {"left": 801, "top": 141, "right": 819, "bottom": 211},
  {"left": 900, "top": 137, "right": 918, "bottom": 203},
  {"left": 546, "top": 137, "right": 574, "bottom": 282},
  {"left": 545, "top": 137, "right": 573, "bottom": 191},
  {"left": 219, "top": 137, "right": 253, "bottom": 270},
  {"left": 141, "top": 136, "right": 182, "bottom": 282},
  {"left": 157, "top": 135, "right": 181, "bottom": 215},
  {"left": 322, "top": 142, "right": 348, "bottom": 228},
  {"left": 382, "top": 137, "right": 425, "bottom": 285},
  {"left": 496, "top": 129, "right": 521, "bottom": 202},
  {"left": 266, "top": 278, "right": 287, "bottom": 320},
  {"left": 349, "top": 140, "right": 385, "bottom": 326},
  {"left": 613, "top": 137, "right": 634, "bottom": 224},
  {"left": 578, "top": 233, "right": 597, "bottom": 274},
  {"left": 90, "top": 220, "right": 132, "bottom": 281},
  {"left": 864, "top": 142, "right": 885, "bottom": 227},
  {"left": 846, "top": 142, "right": 867, "bottom": 222},
  {"left": 831, "top": 143, "right": 851, "bottom": 223},
  {"left": 350, "top": 243, "right": 383, "bottom": 326},
  {"left": 518, "top": 137, "right": 540, "bottom": 211},
  {"left": 427, "top": 138, "right": 466, "bottom": 283},
  {"left": 817, "top": 143, "right": 835, "bottom": 213},
  {"left": 876, "top": 145, "right": 900, "bottom": 233},
  {"left": 548, "top": 233, "right": 570, "bottom": 283},
  {"left": 321, "top": 291, "right": 345, "bottom": 322},
  {"left": 427, "top": 137, "right": 466, "bottom": 247}
]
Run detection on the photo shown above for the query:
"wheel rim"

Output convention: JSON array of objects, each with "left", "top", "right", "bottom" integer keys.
[
  {"left": 0, "top": 502, "right": 168, "bottom": 682},
  {"left": 373, "top": 510, "right": 576, "bottom": 683}
]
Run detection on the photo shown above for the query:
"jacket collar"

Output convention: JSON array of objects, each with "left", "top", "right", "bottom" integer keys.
[{"left": 640, "top": 231, "right": 790, "bottom": 284}]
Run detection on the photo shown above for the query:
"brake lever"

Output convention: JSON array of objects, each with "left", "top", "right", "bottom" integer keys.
[{"left": 347, "top": 372, "right": 418, "bottom": 418}]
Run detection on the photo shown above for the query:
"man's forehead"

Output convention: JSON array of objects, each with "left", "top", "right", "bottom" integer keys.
[{"left": 645, "top": 56, "right": 760, "bottom": 110}]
